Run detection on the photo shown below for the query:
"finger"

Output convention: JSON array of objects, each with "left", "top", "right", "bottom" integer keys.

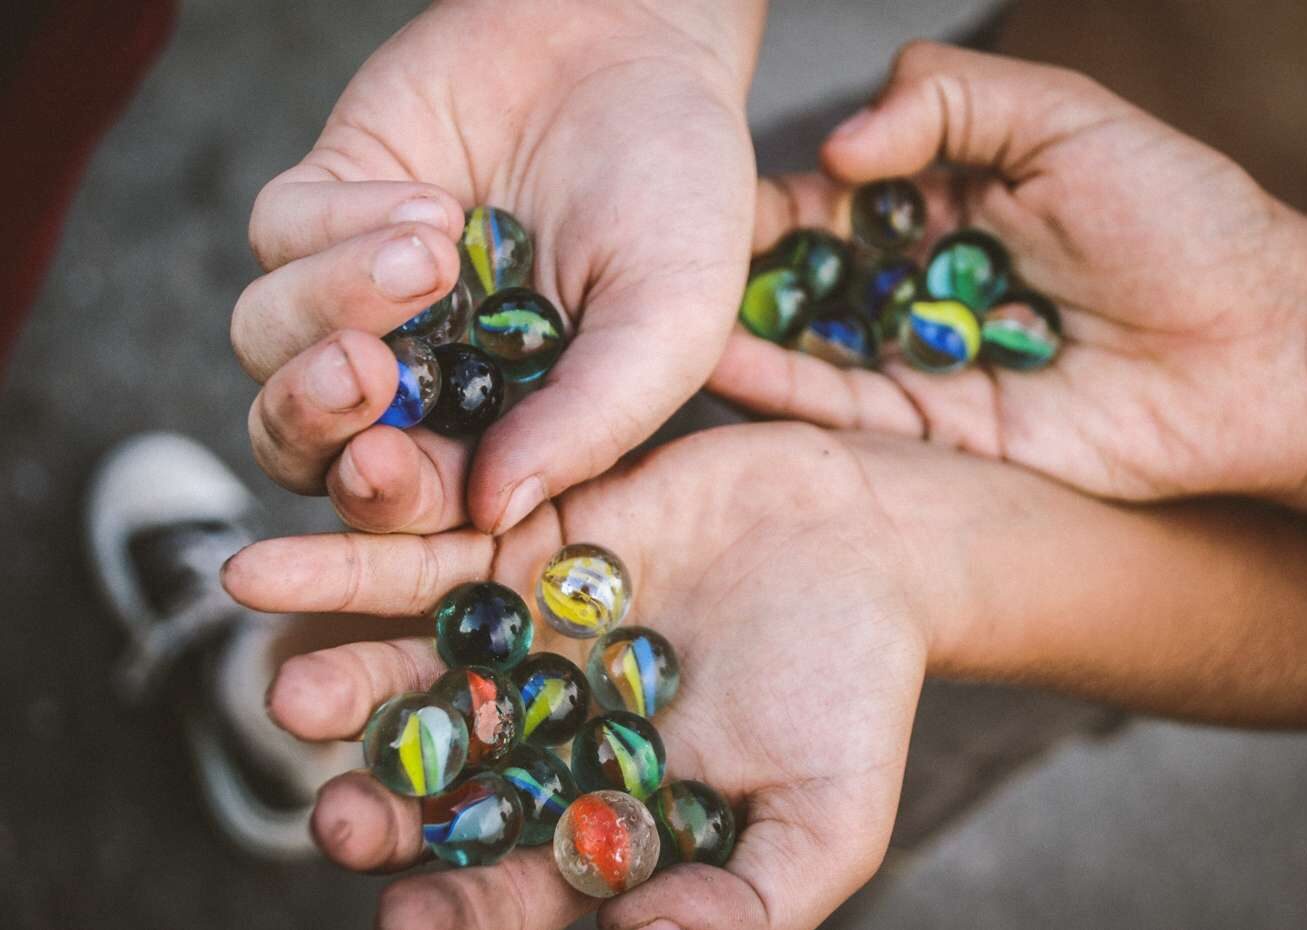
[
  {"left": 250, "top": 166, "right": 465, "bottom": 271},
  {"left": 599, "top": 783, "right": 889, "bottom": 930},
  {"left": 376, "top": 847, "right": 592, "bottom": 930},
  {"left": 753, "top": 173, "right": 850, "bottom": 252},
  {"left": 267, "top": 637, "right": 444, "bottom": 742},
  {"left": 220, "top": 529, "right": 496, "bottom": 616},
  {"left": 822, "top": 40, "right": 1125, "bottom": 183},
  {"left": 326, "top": 427, "right": 473, "bottom": 535},
  {"left": 707, "top": 329, "right": 925, "bottom": 437},
  {"left": 232, "top": 222, "right": 461, "bottom": 382},
  {"left": 247, "top": 330, "right": 399, "bottom": 494},
  {"left": 311, "top": 770, "right": 423, "bottom": 872}
]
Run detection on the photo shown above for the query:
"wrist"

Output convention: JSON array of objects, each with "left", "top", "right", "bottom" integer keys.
[
  {"left": 513, "top": 0, "right": 765, "bottom": 101},
  {"left": 1259, "top": 202, "right": 1307, "bottom": 509},
  {"left": 845, "top": 434, "right": 986, "bottom": 675}
]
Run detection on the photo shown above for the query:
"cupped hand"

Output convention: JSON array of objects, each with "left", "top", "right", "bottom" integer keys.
[
  {"left": 232, "top": 0, "right": 760, "bottom": 536},
  {"left": 222, "top": 421, "right": 931, "bottom": 930},
  {"left": 712, "top": 41, "right": 1307, "bottom": 505}
]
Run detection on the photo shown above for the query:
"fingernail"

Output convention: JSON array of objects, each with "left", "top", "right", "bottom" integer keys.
[
  {"left": 389, "top": 197, "right": 451, "bottom": 233},
  {"left": 629, "top": 921, "right": 682, "bottom": 930},
  {"left": 372, "top": 234, "right": 439, "bottom": 299},
  {"left": 336, "top": 446, "right": 374, "bottom": 501},
  {"left": 306, "top": 342, "right": 364, "bottom": 412},
  {"left": 831, "top": 106, "right": 874, "bottom": 139},
  {"left": 493, "top": 475, "right": 545, "bottom": 535}
]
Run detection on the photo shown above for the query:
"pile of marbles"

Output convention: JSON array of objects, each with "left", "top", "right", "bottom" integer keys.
[
  {"left": 361, "top": 542, "right": 736, "bottom": 898},
  {"left": 377, "top": 206, "right": 568, "bottom": 433},
  {"left": 739, "top": 177, "right": 1063, "bottom": 374}
]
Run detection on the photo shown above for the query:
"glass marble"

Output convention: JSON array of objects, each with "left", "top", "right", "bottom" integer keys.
[
  {"left": 511, "top": 651, "right": 592, "bottom": 746},
  {"left": 424, "top": 343, "right": 505, "bottom": 436},
  {"left": 850, "top": 257, "right": 922, "bottom": 341},
  {"left": 362, "top": 692, "right": 468, "bottom": 797},
  {"left": 586, "top": 626, "right": 680, "bottom": 719},
  {"left": 770, "top": 229, "right": 852, "bottom": 302},
  {"left": 981, "top": 290, "right": 1063, "bottom": 371},
  {"left": 376, "top": 335, "right": 441, "bottom": 429},
  {"left": 420, "top": 771, "right": 524, "bottom": 867},
  {"left": 900, "top": 299, "right": 982, "bottom": 374},
  {"left": 495, "top": 744, "right": 579, "bottom": 846},
  {"left": 392, "top": 278, "right": 474, "bottom": 345},
  {"left": 572, "top": 711, "right": 666, "bottom": 800},
  {"left": 851, "top": 178, "right": 926, "bottom": 253},
  {"left": 470, "top": 287, "right": 566, "bottom": 383},
  {"left": 554, "top": 790, "right": 661, "bottom": 898},
  {"left": 536, "top": 543, "right": 633, "bottom": 639},
  {"left": 647, "top": 779, "right": 736, "bottom": 868},
  {"left": 924, "top": 229, "right": 1011, "bottom": 312},
  {"left": 738, "top": 266, "right": 810, "bottom": 343},
  {"left": 791, "top": 308, "right": 878, "bottom": 369},
  {"left": 461, "top": 206, "right": 534, "bottom": 304},
  {"left": 435, "top": 581, "right": 534, "bottom": 672},
  {"left": 429, "top": 666, "right": 525, "bottom": 765}
]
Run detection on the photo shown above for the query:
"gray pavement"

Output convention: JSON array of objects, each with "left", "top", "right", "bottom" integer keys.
[{"left": 2, "top": 1, "right": 1305, "bottom": 928}]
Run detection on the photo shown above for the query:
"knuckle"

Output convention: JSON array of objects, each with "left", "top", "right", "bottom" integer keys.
[
  {"left": 248, "top": 180, "right": 284, "bottom": 271},
  {"left": 377, "top": 880, "right": 439, "bottom": 930},
  {"left": 893, "top": 39, "right": 945, "bottom": 79},
  {"left": 405, "top": 538, "right": 444, "bottom": 616}
]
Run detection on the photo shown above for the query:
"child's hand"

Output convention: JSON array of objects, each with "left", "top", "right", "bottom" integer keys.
[
  {"left": 712, "top": 42, "right": 1307, "bottom": 506},
  {"left": 230, "top": 0, "right": 761, "bottom": 537},
  {"left": 223, "top": 422, "right": 930, "bottom": 930}
]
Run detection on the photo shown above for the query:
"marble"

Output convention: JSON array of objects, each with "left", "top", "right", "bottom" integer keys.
[
  {"left": 536, "top": 543, "right": 632, "bottom": 639},
  {"left": 647, "top": 779, "right": 736, "bottom": 868},
  {"left": 420, "top": 771, "right": 524, "bottom": 867},
  {"left": 392, "top": 277, "right": 474, "bottom": 345},
  {"left": 424, "top": 343, "right": 505, "bottom": 435},
  {"left": 512, "top": 651, "right": 592, "bottom": 747},
  {"left": 376, "top": 335, "right": 441, "bottom": 429},
  {"left": 428, "top": 666, "right": 525, "bottom": 765},
  {"left": 460, "top": 205, "right": 533, "bottom": 304},
  {"left": 469, "top": 287, "right": 566, "bottom": 383},
  {"left": 981, "top": 290, "right": 1063, "bottom": 371},
  {"left": 586, "top": 626, "right": 680, "bottom": 719},
  {"left": 738, "top": 266, "right": 810, "bottom": 343},
  {"left": 571, "top": 711, "right": 666, "bottom": 800},
  {"left": 924, "top": 228, "right": 1011, "bottom": 312},
  {"left": 362, "top": 692, "right": 468, "bottom": 797},
  {"left": 792, "top": 308, "right": 878, "bottom": 368},
  {"left": 900, "top": 298, "right": 981, "bottom": 374},
  {"left": 554, "top": 790, "right": 661, "bottom": 897},
  {"left": 435, "top": 581, "right": 534, "bottom": 672},
  {"left": 495, "top": 744, "right": 579, "bottom": 847},
  {"left": 851, "top": 178, "right": 926, "bottom": 253}
]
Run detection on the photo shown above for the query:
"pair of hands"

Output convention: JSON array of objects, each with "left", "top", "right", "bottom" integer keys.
[{"left": 224, "top": 2, "right": 1307, "bottom": 926}]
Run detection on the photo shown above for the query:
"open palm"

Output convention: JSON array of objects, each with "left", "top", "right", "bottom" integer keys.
[
  {"left": 713, "top": 42, "right": 1307, "bottom": 503},
  {"left": 223, "top": 421, "right": 927, "bottom": 930},
  {"left": 232, "top": 0, "right": 758, "bottom": 537}
]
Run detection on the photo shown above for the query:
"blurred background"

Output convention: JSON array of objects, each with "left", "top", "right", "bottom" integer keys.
[{"left": 2, "top": 1, "right": 1306, "bottom": 927}]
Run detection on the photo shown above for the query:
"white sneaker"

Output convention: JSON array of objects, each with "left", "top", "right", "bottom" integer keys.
[{"left": 86, "top": 432, "right": 355, "bottom": 860}]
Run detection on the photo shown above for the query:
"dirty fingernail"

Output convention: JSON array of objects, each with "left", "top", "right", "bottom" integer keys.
[
  {"left": 389, "top": 197, "right": 452, "bottom": 233},
  {"left": 307, "top": 342, "right": 364, "bottom": 412},
  {"left": 373, "top": 234, "right": 439, "bottom": 299},
  {"left": 336, "top": 446, "right": 374, "bottom": 501},
  {"left": 493, "top": 475, "right": 545, "bottom": 535},
  {"left": 831, "top": 106, "right": 874, "bottom": 139}
]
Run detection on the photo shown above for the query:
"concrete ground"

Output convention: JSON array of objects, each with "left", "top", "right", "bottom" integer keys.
[{"left": 2, "top": 1, "right": 1305, "bottom": 928}]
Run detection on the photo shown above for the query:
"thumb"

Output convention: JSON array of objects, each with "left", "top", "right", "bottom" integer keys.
[
  {"left": 597, "top": 782, "right": 894, "bottom": 930},
  {"left": 821, "top": 40, "right": 1125, "bottom": 183}
]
